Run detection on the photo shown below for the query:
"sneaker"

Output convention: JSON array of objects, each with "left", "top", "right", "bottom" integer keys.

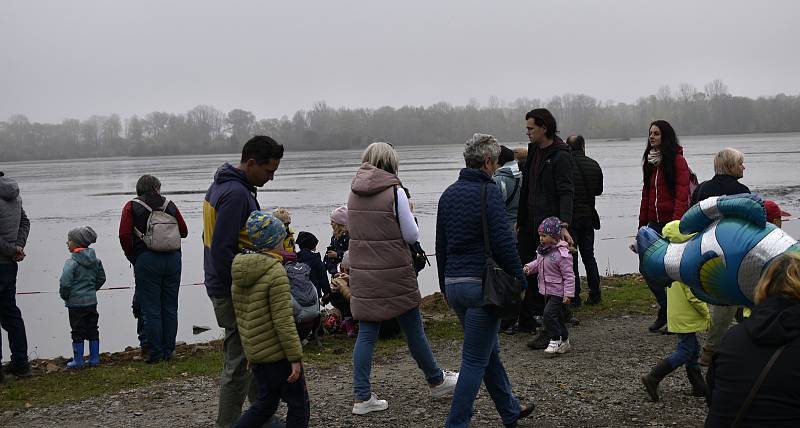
[
  {"left": 430, "top": 370, "right": 459, "bottom": 398},
  {"left": 544, "top": 339, "right": 562, "bottom": 354},
  {"left": 6, "top": 362, "right": 32, "bottom": 378},
  {"left": 352, "top": 393, "right": 389, "bottom": 415},
  {"left": 556, "top": 339, "right": 571, "bottom": 354}
]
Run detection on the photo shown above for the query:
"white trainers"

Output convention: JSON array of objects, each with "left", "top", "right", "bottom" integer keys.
[
  {"left": 544, "top": 338, "right": 562, "bottom": 354},
  {"left": 557, "top": 338, "right": 571, "bottom": 354},
  {"left": 352, "top": 393, "right": 389, "bottom": 415},
  {"left": 430, "top": 370, "right": 459, "bottom": 398}
]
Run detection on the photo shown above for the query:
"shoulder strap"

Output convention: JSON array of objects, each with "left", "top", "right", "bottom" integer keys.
[
  {"left": 481, "top": 181, "right": 491, "bottom": 258},
  {"left": 732, "top": 344, "right": 787, "bottom": 428},
  {"left": 131, "top": 198, "right": 153, "bottom": 212},
  {"left": 505, "top": 177, "right": 519, "bottom": 206},
  {"left": 160, "top": 198, "right": 171, "bottom": 211}
]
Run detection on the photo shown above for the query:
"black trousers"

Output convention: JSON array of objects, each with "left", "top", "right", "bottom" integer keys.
[
  {"left": 68, "top": 305, "right": 99, "bottom": 342},
  {"left": 543, "top": 295, "right": 568, "bottom": 340},
  {"left": 234, "top": 359, "right": 310, "bottom": 428}
]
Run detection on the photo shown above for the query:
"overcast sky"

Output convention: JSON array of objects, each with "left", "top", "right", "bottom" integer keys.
[{"left": 2, "top": 0, "right": 799, "bottom": 123}]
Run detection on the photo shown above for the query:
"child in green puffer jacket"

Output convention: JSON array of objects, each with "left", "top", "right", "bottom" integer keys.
[
  {"left": 60, "top": 226, "right": 106, "bottom": 369},
  {"left": 231, "top": 211, "right": 309, "bottom": 428}
]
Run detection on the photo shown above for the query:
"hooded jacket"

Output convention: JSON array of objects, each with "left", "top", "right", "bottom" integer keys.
[
  {"left": 347, "top": 163, "right": 420, "bottom": 322},
  {"left": 706, "top": 296, "right": 800, "bottom": 427},
  {"left": 638, "top": 148, "right": 690, "bottom": 228},
  {"left": 59, "top": 247, "right": 106, "bottom": 307},
  {"left": 517, "top": 138, "right": 574, "bottom": 263},
  {"left": 203, "top": 163, "right": 261, "bottom": 297},
  {"left": 523, "top": 241, "right": 574, "bottom": 298},
  {"left": 436, "top": 168, "right": 526, "bottom": 294},
  {"left": 231, "top": 252, "right": 303, "bottom": 364},
  {"left": 691, "top": 174, "right": 750, "bottom": 206},
  {"left": 492, "top": 160, "right": 522, "bottom": 224},
  {"left": 0, "top": 174, "right": 30, "bottom": 263},
  {"left": 661, "top": 221, "right": 710, "bottom": 333}
]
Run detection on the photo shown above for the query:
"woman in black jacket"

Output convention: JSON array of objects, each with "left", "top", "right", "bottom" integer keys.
[
  {"left": 705, "top": 253, "right": 800, "bottom": 427},
  {"left": 692, "top": 148, "right": 750, "bottom": 366}
]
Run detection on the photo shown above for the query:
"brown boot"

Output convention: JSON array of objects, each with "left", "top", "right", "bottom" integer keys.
[{"left": 641, "top": 360, "right": 675, "bottom": 402}]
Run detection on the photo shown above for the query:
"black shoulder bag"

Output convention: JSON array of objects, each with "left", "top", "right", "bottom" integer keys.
[{"left": 480, "top": 181, "right": 524, "bottom": 320}]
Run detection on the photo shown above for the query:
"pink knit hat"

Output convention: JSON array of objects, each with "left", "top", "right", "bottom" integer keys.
[
  {"left": 537, "top": 216, "right": 562, "bottom": 238},
  {"left": 330, "top": 205, "right": 348, "bottom": 226}
]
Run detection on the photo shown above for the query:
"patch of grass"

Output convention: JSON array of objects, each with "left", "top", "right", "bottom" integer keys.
[{"left": 574, "top": 274, "right": 655, "bottom": 317}]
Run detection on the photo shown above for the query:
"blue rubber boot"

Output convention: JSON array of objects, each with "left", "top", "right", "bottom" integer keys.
[
  {"left": 66, "top": 342, "right": 85, "bottom": 369},
  {"left": 88, "top": 340, "right": 100, "bottom": 367}
]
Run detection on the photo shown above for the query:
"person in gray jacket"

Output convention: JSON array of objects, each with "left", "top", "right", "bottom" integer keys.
[
  {"left": 492, "top": 145, "right": 522, "bottom": 226},
  {"left": 0, "top": 172, "right": 31, "bottom": 381}
]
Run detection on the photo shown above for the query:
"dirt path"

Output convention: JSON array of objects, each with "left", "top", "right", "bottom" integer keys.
[{"left": 3, "top": 315, "right": 709, "bottom": 427}]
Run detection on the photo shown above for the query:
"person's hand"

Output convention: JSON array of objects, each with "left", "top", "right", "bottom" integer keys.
[
  {"left": 563, "top": 296, "right": 572, "bottom": 305},
  {"left": 287, "top": 361, "right": 302, "bottom": 383},
  {"left": 522, "top": 265, "right": 531, "bottom": 275},
  {"left": 514, "top": 222, "right": 519, "bottom": 234},
  {"left": 560, "top": 227, "right": 574, "bottom": 246},
  {"left": 629, "top": 241, "right": 638, "bottom": 254},
  {"left": 246, "top": 360, "right": 251, "bottom": 371},
  {"left": 14, "top": 246, "right": 25, "bottom": 262},
  {"left": 325, "top": 250, "right": 337, "bottom": 259},
  {"left": 330, "top": 282, "right": 340, "bottom": 293}
]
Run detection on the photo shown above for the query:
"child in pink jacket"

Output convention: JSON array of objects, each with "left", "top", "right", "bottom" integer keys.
[{"left": 522, "top": 216, "right": 576, "bottom": 355}]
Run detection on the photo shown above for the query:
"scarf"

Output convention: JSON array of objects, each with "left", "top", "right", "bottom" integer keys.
[
  {"left": 537, "top": 242, "right": 558, "bottom": 256},
  {"left": 647, "top": 149, "right": 662, "bottom": 165}
]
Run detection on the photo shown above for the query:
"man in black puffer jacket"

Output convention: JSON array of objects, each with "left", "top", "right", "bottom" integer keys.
[
  {"left": 566, "top": 135, "right": 603, "bottom": 307},
  {"left": 517, "top": 109, "right": 574, "bottom": 348}
]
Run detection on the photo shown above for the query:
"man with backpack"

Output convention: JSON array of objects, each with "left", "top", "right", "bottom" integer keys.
[
  {"left": 119, "top": 174, "right": 188, "bottom": 364},
  {"left": 203, "top": 135, "right": 284, "bottom": 428},
  {"left": 493, "top": 145, "right": 522, "bottom": 225},
  {"left": 566, "top": 135, "right": 604, "bottom": 307}
]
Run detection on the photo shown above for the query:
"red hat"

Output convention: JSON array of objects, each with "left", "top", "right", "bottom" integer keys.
[{"left": 764, "top": 199, "right": 790, "bottom": 222}]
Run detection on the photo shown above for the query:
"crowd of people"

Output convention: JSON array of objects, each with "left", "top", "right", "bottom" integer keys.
[{"left": 0, "top": 109, "right": 798, "bottom": 427}]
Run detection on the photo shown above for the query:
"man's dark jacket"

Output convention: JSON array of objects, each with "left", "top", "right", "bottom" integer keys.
[
  {"left": 705, "top": 296, "right": 800, "bottom": 427},
  {"left": 517, "top": 138, "right": 574, "bottom": 263},
  {"left": 570, "top": 148, "right": 603, "bottom": 222}
]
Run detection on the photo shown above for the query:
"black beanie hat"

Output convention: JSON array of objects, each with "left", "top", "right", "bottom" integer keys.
[
  {"left": 296, "top": 231, "right": 319, "bottom": 250},
  {"left": 498, "top": 145, "right": 515, "bottom": 165}
]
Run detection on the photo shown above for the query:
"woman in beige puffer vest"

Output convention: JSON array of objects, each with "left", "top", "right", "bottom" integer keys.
[{"left": 347, "top": 142, "right": 459, "bottom": 416}]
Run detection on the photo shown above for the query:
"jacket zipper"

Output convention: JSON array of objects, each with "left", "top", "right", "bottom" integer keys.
[{"left": 654, "top": 168, "right": 660, "bottom": 223}]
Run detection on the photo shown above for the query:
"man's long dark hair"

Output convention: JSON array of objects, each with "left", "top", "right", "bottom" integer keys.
[{"left": 642, "top": 120, "right": 682, "bottom": 191}]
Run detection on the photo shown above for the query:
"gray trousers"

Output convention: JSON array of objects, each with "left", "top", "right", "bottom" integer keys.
[
  {"left": 703, "top": 304, "right": 739, "bottom": 351},
  {"left": 211, "top": 296, "right": 258, "bottom": 428}
]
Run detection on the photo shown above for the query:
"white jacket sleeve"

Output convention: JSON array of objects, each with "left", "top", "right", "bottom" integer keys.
[{"left": 396, "top": 188, "right": 419, "bottom": 244}]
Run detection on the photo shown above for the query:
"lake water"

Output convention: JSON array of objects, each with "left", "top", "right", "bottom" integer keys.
[{"left": 2, "top": 132, "right": 799, "bottom": 359}]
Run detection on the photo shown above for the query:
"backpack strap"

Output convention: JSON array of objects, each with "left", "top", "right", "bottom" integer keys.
[
  {"left": 131, "top": 198, "right": 153, "bottom": 212},
  {"left": 504, "top": 177, "right": 519, "bottom": 207},
  {"left": 732, "top": 344, "right": 788, "bottom": 427},
  {"left": 132, "top": 197, "right": 170, "bottom": 212}
]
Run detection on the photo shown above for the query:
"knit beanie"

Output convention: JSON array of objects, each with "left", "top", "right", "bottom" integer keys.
[
  {"left": 296, "top": 231, "right": 319, "bottom": 250},
  {"left": 246, "top": 211, "right": 287, "bottom": 251},
  {"left": 537, "top": 217, "right": 562, "bottom": 238},
  {"left": 330, "top": 205, "right": 348, "bottom": 226},
  {"left": 68, "top": 226, "right": 97, "bottom": 247},
  {"left": 498, "top": 145, "right": 515, "bottom": 165},
  {"left": 272, "top": 207, "right": 292, "bottom": 225}
]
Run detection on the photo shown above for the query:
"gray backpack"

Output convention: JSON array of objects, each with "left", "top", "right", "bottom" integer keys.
[
  {"left": 132, "top": 198, "right": 181, "bottom": 252},
  {"left": 285, "top": 261, "right": 320, "bottom": 323}
]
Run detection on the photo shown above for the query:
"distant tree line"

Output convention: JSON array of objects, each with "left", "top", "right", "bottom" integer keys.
[{"left": 2, "top": 79, "right": 799, "bottom": 162}]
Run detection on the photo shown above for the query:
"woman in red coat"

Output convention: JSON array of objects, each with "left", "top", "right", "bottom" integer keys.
[{"left": 638, "top": 120, "right": 691, "bottom": 332}]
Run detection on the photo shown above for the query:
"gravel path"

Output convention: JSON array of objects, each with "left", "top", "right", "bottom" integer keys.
[{"left": 3, "top": 315, "right": 709, "bottom": 427}]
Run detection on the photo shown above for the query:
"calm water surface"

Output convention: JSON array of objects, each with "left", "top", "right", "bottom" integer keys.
[{"left": 2, "top": 132, "right": 799, "bottom": 359}]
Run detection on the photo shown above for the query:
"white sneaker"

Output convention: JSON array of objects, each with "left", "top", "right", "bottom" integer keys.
[
  {"left": 544, "top": 339, "right": 562, "bottom": 354},
  {"left": 352, "top": 393, "right": 389, "bottom": 415},
  {"left": 557, "top": 338, "right": 571, "bottom": 354},
  {"left": 430, "top": 370, "right": 459, "bottom": 398}
]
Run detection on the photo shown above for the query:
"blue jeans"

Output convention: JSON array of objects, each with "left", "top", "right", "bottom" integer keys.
[
  {"left": 0, "top": 263, "right": 28, "bottom": 365},
  {"left": 134, "top": 251, "right": 181, "bottom": 361},
  {"left": 445, "top": 281, "right": 520, "bottom": 428},
  {"left": 665, "top": 333, "right": 700, "bottom": 369},
  {"left": 353, "top": 306, "right": 443, "bottom": 401}
]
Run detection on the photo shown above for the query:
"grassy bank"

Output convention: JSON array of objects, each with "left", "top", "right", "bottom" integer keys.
[{"left": 0, "top": 274, "right": 652, "bottom": 412}]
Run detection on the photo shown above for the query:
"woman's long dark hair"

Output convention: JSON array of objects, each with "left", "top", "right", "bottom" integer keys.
[{"left": 642, "top": 120, "right": 682, "bottom": 191}]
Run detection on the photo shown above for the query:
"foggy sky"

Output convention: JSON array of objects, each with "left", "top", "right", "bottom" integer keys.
[{"left": 2, "top": 0, "right": 799, "bottom": 123}]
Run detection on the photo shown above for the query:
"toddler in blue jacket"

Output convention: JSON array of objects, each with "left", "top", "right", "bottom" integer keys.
[{"left": 60, "top": 226, "right": 106, "bottom": 369}]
